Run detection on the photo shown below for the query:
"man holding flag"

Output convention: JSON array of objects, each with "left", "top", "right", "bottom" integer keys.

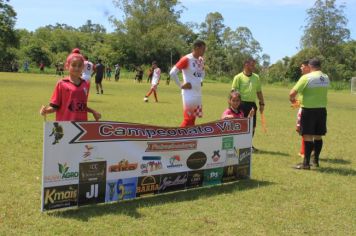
[{"left": 231, "top": 58, "right": 265, "bottom": 152}]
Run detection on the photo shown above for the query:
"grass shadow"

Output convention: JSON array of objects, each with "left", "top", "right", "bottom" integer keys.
[
  {"left": 315, "top": 166, "right": 356, "bottom": 176},
  {"left": 320, "top": 158, "right": 351, "bottom": 165},
  {"left": 254, "top": 149, "right": 290, "bottom": 157},
  {"left": 50, "top": 179, "right": 274, "bottom": 221}
]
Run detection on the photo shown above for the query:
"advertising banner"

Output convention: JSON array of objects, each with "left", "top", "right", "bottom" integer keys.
[{"left": 42, "top": 118, "right": 253, "bottom": 211}]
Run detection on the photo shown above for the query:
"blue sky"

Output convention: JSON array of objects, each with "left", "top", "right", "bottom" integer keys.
[{"left": 10, "top": 0, "right": 356, "bottom": 63}]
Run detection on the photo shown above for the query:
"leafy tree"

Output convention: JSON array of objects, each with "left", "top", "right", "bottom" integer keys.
[
  {"left": 111, "top": 0, "right": 192, "bottom": 71},
  {"left": 301, "top": 0, "right": 350, "bottom": 56},
  {"left": 78, "top": 20, "right": 106, "bottom": 33},
  {"left": 0, "top": 0, "right": 19, "bottom": 70},
  {"left": 200, "top": 12, "right": 226, "bottom": 75}
]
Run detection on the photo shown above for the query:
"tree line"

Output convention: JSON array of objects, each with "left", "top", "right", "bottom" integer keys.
[{"left": 0, "top": 0, "right": 355, "bottom": 82}]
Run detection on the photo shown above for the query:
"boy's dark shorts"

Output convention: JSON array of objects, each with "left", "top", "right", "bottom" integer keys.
[
  {"left": 240, "top": 101, "right": 257, "bottom": 128},
  {"left": 300, "top": 107, "right": 327, "bottom": 135}
]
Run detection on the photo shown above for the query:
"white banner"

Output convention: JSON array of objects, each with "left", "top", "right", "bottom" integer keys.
[{"left": 41, "top": 118, "right": 253, "bottom": 211}]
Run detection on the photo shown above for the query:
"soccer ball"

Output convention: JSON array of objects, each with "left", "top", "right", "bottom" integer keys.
[{"left": 143, "top": 97, "right": 148, "bottom": 102}]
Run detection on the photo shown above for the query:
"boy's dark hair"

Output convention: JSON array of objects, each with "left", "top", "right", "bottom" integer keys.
[
  {"left": 193, "top": 40, "right": 206, "bottom": 49},
  {"left": 243, "top": 57, "right": 256, "bottom": 65},
  {"left": 308, "top": 58, "right": 321, "bottom": 68},
  {"left": 301, "top": 60, "right": 309, "bottom": 66},
  {"left": 152, "top": 61, "right": 157, "bottom": 65}
]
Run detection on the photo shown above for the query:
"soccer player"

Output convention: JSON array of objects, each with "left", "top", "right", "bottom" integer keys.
[
  {"left": 40, "top": 48, "right": 101, "bottom": 121},
  {"left": 169, "top": 40, "right": 206, "bottom": 127},
  {"left": 92, "top": 59, "right": 105, "bottom": 94},
  {"left": 144, "top": 61, "right": 161, "bottom": 102},
  {"left": 82, "top": 55, "right": 94, "bottom": 91}
]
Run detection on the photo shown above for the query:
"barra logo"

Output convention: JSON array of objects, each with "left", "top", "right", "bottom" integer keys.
[
  {"left": 44, "top": 162, "right": 78, "bottom": 183},
  {"left": 136, "top": 175, "right": 160, "bottom": 197},
  {"left": 167, "top": 155, "right": 183, "bottom": 168},
  {"left": 43, "top": 184, "right": 78, "bottom": 210},
  {"left": 186, "top": 152, "right": 207, "bottom": 170}
]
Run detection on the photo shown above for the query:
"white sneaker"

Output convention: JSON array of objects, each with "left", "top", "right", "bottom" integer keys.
[{"left": 143, "top": 97, "right": 148, "bottom": 102}]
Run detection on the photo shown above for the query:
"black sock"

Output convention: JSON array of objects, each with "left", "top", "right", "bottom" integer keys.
[
  {"left": 304, "top": 141, "right": 314, "bottom": 166},
  {"left": 313, "top": 139, "right": 323, "bottom": 163}
]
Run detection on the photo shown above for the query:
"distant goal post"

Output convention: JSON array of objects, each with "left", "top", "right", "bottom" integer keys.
[{"left": 352, "top": 77, "right": 356, "bottom": 94}]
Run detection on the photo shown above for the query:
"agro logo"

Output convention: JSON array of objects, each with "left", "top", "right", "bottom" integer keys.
[
  {"left": 58, "top": 162, "right": 79, "bottom": 179},
  {"left": 49, "top": 122, "right": 64, "bottom": 145},
  {"left": 44, "top": 162, "right": 78, "bottom": 182},
  {"left": 186, "top": 151, "right": 207, "bottom": 170}
]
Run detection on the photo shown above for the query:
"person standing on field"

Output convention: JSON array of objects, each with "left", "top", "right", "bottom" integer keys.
[
  {"left": 289, "top": 58, "right": 330, "bottom": 170},
  {"left": 169, "top": 40, "right": 206, "bottom": 127},
  {"left": 92, "top": 59, "right": 105, "bottom": 94},
  {"left": 231, "top": 58, "right": 265, "bottom": 152},
  {"left": 144, "top": 61, "right": 161, "bottom": 102},
  {"left": 82, "top": 55, "right": 94, "bottom": 91}
]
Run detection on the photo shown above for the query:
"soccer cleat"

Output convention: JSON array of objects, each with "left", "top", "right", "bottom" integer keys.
[
  {"left": 143, "top": 96, "right": 148, "bottom": 102},
  {"left": 101, "top": 90, "right": 104, "bottom": 94},
  {"left": 294, "top": 163, "right": 310, "bottom": 170},
  {"left": 312, "top": 159, "right": 319, "bottom": 167}
]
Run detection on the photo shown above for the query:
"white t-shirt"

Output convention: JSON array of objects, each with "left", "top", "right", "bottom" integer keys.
[
  {"left": 151, "top": 68, "right": 161, "bottom": 85},
  {"left": 171, "top": 53, "right": 205, "bottom": 97},
  {"left": 82, "top": 60, "right": 94, "bottom": 81}
]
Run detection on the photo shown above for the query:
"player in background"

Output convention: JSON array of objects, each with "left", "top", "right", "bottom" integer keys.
[
  {"left": 144, "top": 61, "right": 161, "bottom": 102},
  {"left": 82, "top": 55, "right": 94, "bottom": 91},
  {"left": 92, "top": 59, "right": 105, "bottom": 94},
  {"left": 169, "top": 40, "right": 206, "bottom": 127}
]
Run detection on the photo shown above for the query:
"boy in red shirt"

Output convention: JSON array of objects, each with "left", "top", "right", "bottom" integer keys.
[{"left": 40, "top": 48, "right": 101, "bottom": 121}]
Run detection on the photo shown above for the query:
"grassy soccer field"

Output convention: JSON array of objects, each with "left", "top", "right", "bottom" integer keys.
[{"left": 0, "top": 72, "right": 355, "bottom": 235}]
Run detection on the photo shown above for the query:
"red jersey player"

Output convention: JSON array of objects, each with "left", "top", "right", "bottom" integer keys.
[{"left": 40, "top": 48, "right": 101, "bottom": 121}]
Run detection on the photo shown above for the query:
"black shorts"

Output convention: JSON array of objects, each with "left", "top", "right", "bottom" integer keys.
[
  {"left": 300, "top": 108, "right": 327, "bottom": 136},
  {"left": 95, "top": 76, "right": 103, "bottom": 84},
  {"left": 240, "top": 101, "right": 257, "bottom": 128}
]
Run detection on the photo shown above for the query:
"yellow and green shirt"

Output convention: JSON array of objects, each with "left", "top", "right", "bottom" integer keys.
[
  {"left": 231, "top": 72, "right": 261, "bottom": 102},
  {"left": 293, "top": 71, "right": 329, "bottom": 108}
]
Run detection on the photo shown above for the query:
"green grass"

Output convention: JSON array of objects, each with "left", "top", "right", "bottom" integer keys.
[{"left": 0, "top": 72, "right": 355, "bottom": 235}]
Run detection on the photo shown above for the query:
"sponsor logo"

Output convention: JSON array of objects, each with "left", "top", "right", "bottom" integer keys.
[
  {"left": 108, "top": 159, "right": 138, "bottom": 172},
  {"left": 186, "top": 152, "right": 207, "bottom": 170},
  {"left": 105, "top": 178, "right": 137, "bottom": 202},
  {"left": 167, "top": 155, "right": 183, "bottom": 168},
  {"left": 43, "top": 184, "right": 78, "bottom": 210},
  {"left": 222, "top": 165, "right": 238, "bottom": 183},
  {"left": 146, "top": 141, "right": 197, "bottom": 152},
  {"left": 203, "top": 168, "right": 223, "bottom": 186},
  {"left": 238, "top": 148, "right": 251, "bottom": 165},
  {"left": 222, "top": 136, "right": 234, "bottom": 150},
  {"left": 136, "top": 175, "right": 160, "bottom": 197},
  {"left": 206, "top": 150, "right": 225, "bottom": 168},
  {"left": 186, "top": 171, "right": 204, "bottom": 189},
  {"left": 236, "top": 164, "right": 250, "bottom": 179},
  {"left": 44, "top": 162, "right": 78, "bottom": 183},
  {"left": 141, "top": 156, "right": 162, "bottom": 174},
  {"left": 49, "top": 122, "right": 63, "bottom": 145},
  {"left": 79, "top": 161, "right": 107, "bottom": 183},
  {"left": 159, "top": 172, "right": 188, "bottom": 193},
  {"left": 116, "top": 178, "right": 137, "bottom": 201},
  {"left": 211, "top": 150, "right": 221, "bottom": 162},
  {"left": 78, "top": 182, "right": 106, "bottom": 206}
]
